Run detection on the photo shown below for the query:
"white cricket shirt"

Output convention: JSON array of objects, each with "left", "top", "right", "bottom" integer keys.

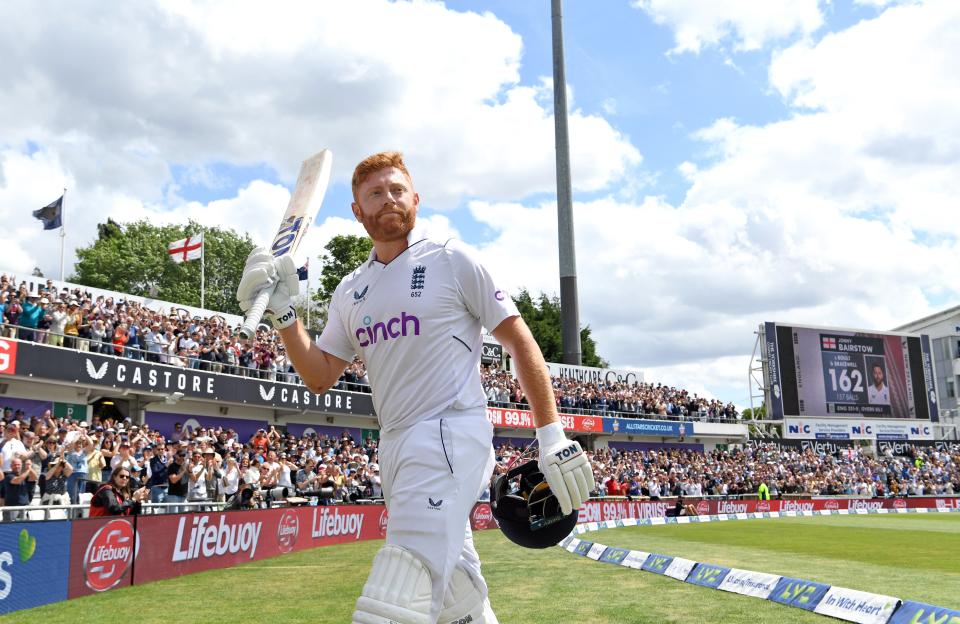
[{"left": 317, "top": 228, "right": 519, "bottom": 432}]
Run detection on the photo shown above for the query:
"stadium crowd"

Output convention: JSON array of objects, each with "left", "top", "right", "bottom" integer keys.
[
  {"left": 0, "top": 274, "right": 345, "bottom": 385},
  {"left": 0, "top": 410, "right": 384, "bottom": 517},
  {"left": 2, "top": 409, "right": 958, "bottom": 519},
  {"left": 569, "top": 442, "right": 960, "bottom": 499},
  {"left": 0, "top": 273, "right": 736, "bottom": 422},
  {"left": 481, "top": 365, "right": 738, "bottom": 421}
]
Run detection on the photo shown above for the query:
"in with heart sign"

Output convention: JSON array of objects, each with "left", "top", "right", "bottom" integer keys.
[{"left": 18, "top": 529, "right": 36, "bottom": 563}]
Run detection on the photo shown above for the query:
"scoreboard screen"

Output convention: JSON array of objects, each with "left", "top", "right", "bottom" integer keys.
[{"left": 764, "top": 322, "right": 938, "bottom": 420}]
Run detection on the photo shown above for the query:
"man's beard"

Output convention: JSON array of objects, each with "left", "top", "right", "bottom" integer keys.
[{"left": 360, "top": 207, "right": 415, "bottom": 243}]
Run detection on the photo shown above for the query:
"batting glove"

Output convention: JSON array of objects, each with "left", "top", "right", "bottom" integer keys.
[
  {"left": 236, "top": 248, "right": 300, "bottom": 330},
  {"left": 537, "top": 421, "right": 595, "bottom": 515}
]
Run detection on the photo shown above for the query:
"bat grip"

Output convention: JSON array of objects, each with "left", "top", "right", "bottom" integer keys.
[{"left": 239, "top": 288, "right": 272, "bottom": 340}]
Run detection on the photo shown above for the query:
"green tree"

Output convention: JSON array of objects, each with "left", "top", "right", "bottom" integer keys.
[
  {"left": 314, "top": 235, "right": 373, "bottom": 305},
  {"left": 511, "top": 289, "right": 606, "bottom": 367},
  {"left": 72, "top": 220, "right": 255, "bottom": 314}
]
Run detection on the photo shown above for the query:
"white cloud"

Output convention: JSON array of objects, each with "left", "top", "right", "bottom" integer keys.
[
  {"left": 464, "top": 0, "right": 960, "bottom": 400},
  {"left": 633, "top": 0, "right": 824, "bottom": 53},
  {"left": 5, "top": 0, "right": 959, "bottom": 410},
  {"left": 0, "top": 0, "right": 639, "bottom": 213}
]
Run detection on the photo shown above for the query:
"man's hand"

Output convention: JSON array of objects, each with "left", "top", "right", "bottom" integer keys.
[
  {"left": 537, "top": 422, "right": 595, "bottom": 515},
  {"left": 236, "top": 248, "right": 300, "bottom": 330}
]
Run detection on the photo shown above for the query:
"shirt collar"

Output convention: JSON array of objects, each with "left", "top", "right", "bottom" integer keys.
[{"left": 365, "top": 225, "right": 427, "bottom": 266}]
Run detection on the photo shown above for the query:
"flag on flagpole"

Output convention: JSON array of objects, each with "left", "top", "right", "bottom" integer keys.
[
  {"left": 297, "top": 258, "right": 309, "bottom": 281},
  {"left": 33, "top": 195, "right": 64, "bottom": 230},
  {"left": 168, "top": 234, "right": 204, "bottom": 263}
]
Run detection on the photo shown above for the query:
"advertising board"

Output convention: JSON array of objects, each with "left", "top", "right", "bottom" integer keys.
[
  {"left": 603, "top": 418, "right": 686, "bottom": 437},
  {"left": 485, "top": 407, "right": 603, "bottom": 433},
  {"left": 132, "top": 506, "right": 388, "bottom": 584},
  {"left": 7, "top": 340, "right": 373, "bottom": 416},
  {"left": 577, "top": 497, "right": 956, "bottom": 521},
  {"left": 68, "top": 517, "right": 138, "bottom": 599},
  {"left": 0, "top": 521, "right": 71, "bottom": 614},
  {"left": 784, "top": 418, "right": 934, "bottom": 441}
]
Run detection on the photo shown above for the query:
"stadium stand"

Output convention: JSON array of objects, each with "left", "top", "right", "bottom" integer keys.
[
  {"left": 6, "top": 273, "right": 954, "bottom": 522},
  {"left": 3, "top": 407, "right": 957, "bottom": 522},
  {"left": 0, "top": 271, "right": 736, "bottom": 422}
]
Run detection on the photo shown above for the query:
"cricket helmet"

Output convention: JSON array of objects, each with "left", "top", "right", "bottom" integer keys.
[{"left": 490, "top": 456, "right": 578, "bottom": 549}]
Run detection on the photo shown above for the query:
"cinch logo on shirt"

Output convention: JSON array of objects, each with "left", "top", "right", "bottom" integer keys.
[{"left": 356, "top": 312, "right": 421, "bottom": 347}]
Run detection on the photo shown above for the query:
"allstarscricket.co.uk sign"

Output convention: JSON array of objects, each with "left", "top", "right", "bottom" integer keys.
[{"left": 3, "top": 339, "right": 374, "bottom": 416}]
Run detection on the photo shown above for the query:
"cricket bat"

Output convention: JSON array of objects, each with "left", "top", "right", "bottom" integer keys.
[{"left": 238, "top": 149, "right": 333, "bottom": 340}]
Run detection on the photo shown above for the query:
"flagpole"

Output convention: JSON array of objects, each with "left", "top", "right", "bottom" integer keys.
[
  {"left": 200, "top": 231, "right": 205, "bottom": 310},
  {"left": 59, "top": 187, "right": 67, "bottom": 281},
  {"left": 306, "top": 261, "right": 311, "bottom": 330}
]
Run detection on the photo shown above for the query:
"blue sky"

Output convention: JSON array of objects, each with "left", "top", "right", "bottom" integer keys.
[
  {"left": 171, "top": 0, "right": 793, "bottom": 233},
  {"left": 2, "top": 0, "right": 958, "bottom": 407}
]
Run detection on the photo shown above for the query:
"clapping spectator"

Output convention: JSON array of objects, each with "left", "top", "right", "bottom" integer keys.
[
  {"left": 42, "top": 446, "right": 72, "bottom": 505},
  {"left": 2, "top": 458, "right": 38, "bottom": 519},
  {"left": 89, "top": 467, "right": 148, "bottom": 517}
]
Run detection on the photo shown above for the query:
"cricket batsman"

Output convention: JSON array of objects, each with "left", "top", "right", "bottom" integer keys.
[{"left": 237, "top": 151, "right": 594, "bottom": 623}]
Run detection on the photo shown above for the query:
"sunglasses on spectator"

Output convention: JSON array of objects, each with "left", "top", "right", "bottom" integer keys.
[{"left": 116, "top": 474, "right": 130, "bottom": 480}]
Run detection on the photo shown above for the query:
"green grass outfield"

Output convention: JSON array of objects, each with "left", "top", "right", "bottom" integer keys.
[{"left": 8, "top": 514, "right": 959, "bottom": 623}]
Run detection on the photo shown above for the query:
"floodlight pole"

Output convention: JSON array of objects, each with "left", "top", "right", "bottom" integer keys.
[{"left": 552, "top": 0, "right": 582, "bottom": 365}]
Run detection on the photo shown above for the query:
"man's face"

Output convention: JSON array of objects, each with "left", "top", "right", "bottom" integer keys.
[
  {"left": 873, "top": 366, "right": 885, "bottom": 386},
  {"left": 352, "top": 167, "right": 418, "bottom": 243}
]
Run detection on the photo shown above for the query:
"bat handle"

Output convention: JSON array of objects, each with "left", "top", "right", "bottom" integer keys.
[{"left": 239, "top": 288, "right": 272, "bottom": 340}]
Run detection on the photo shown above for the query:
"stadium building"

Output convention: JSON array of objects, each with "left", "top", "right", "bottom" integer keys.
[{"left": 895, "top": 305, "right": 960, "bottom": 437}]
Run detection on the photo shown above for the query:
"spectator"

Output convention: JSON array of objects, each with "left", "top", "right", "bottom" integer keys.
[
  {"left": 4, "top": 295, "right": 22, "bottom": 339},
  {"left": 2, "top": 458, "right": 37, "bottom": 520},
  {"left": 166, "top": 449, "right": 190, "bottom": 513},
  {"left": 1, "top": 421, "right": 28, "bottom": 476},
  {"left": 112, "top": 322, "right": 128, "bottom": 356},
  {"left": 89, "top": 467, "right": 149, "bottom": 517},
  {"left": 202, "top": 449, "right": 222, "bottom": 503},
  {"left": 64, "top": 302, "right": 81, "bottom": 349},
  {"left": 64, "top": 435, "right": 89, "bottom": 504},
  {"left": 187, "top": 451, "right": 209, "bottom": 508},
  {"left": 110, "top": 441, "right": 140, "bottom": 474},
  {"left": 147, "top": 445, "right": 170, "bottom": 504},
  {"left": 19, "top": 294, "right": 44, "bottom": 342},
  {"left": 48, "top": 301, "right": 68, "bottom": 347},
  {"left": 296, "top": 459, "right": 320, "bottom": 494},
  {"left": 42, "top": 445, "right": 72, "bottom": 506},
  {"left": 222, "top": 454, "right": 240, "bottom": 500}
]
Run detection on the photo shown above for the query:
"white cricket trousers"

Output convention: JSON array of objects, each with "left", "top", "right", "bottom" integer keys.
[{"left": 379, "top": 408, "right": 495, "bottom": 621}]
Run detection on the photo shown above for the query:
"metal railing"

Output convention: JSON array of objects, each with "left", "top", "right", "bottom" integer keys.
[
  {"left": 0, "top": 501, "right": 225, "bottom": 522},
  {"left": 487, "top": 400, "right": 741, "bottom": 424}
]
